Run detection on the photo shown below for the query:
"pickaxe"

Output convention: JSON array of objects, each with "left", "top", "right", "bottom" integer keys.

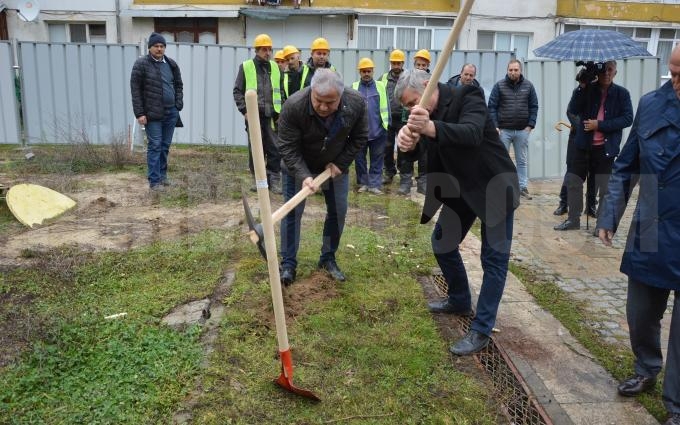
[
  {"left": 244, "top": 89, "right": 320, "bottom": 401},
  {"left": 242, "top": 168, "right": 332, "bottom": 260}
]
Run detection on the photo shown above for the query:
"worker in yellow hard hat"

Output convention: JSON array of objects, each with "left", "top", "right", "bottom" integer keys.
[
  {"left": 411, "top": 48, "right": 432, "bottom": 194},
  {"left": 414, "top": 49, "right": 431, "bottom": 73},
  {"left": 232, "top": 33, "right": 285, "bottom": 194},
  {"left": 352, "top": 57, "right": 390, "bottom": 195},
  {"left": 301, "top": 37, "right": 336, "bottom": 88},
  {"left": 282, "top": 44, "right": 303, "bottom": 98},
  {"left": 274, "top": 49, "right": 288, "bottom": 73},
  {"left": 379, "top": 49, "right": 409, "bottom": 192}
]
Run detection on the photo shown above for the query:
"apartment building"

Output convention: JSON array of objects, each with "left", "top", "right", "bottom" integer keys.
[{"left": 1, "top": 0, "right": 679, "bottom": 69}]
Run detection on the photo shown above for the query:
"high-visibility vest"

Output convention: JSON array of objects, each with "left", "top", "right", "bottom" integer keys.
[
  {"left": 283, "top": 70, "right": 302, "bottom": 98},
  {"left": 352, "top": 80, "right": 389, "bottom": 130},
  {"left": 243, "top": 59, "right": 281, "bottom": 113},
  {"left": 301, "top": 63, "right": 336, "bottom": 88}
]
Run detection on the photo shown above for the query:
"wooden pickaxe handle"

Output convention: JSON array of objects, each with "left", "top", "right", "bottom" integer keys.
[
  {"left": 248, "top": 168, "right": 332, "bottom": 244},
  {"left": 554, "top": 121, "right": 572, "bottom": 131}
]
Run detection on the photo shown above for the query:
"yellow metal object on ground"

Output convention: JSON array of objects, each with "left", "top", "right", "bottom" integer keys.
[{"left": 6, "top": 183, "right": 76, "bottom": 228}]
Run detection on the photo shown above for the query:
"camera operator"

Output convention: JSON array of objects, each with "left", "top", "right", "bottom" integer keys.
[{"left": 554, "top": 60, "right": 633, "bottom": 233}]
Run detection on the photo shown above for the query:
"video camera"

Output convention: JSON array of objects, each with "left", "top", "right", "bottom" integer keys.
[{"left": 575, "top": 61, "right": 605, "bottom": 84}]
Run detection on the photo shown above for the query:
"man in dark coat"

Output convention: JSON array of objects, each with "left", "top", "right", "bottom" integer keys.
[
  {"left": 597, "top": 45, "right": 680, "bottom": 425},
  {"left": 277, "top": 69, "right": 368, "bottom": 286},
  {"left": 555, "top": 60, "right": 633, "bottom": 231},
  {"left": 396, "top": 69, "right": 519, "bottom": 355},
  {"left": 130, "top": 32, "right": 183, "bottom": 191}
]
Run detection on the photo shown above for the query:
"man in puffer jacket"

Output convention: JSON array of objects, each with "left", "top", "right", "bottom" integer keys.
[{"left": 130, "top": 32, "right": 183, "bottom": 191}]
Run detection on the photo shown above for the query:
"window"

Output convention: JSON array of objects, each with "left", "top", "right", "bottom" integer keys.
[
  {"left": 154, "top": 18, "right": 218, "bottom": 44},
  {"left": 478, "top": 31, "right": 530, "bottom": 60},
  {"left": 358, "top": 15, "right": 451, "bottom": 50},
  {"left": 48, "top": 23, "right": 106, "bottom": 43}
]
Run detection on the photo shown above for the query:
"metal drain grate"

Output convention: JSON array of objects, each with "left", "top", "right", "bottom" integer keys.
[{"left": 432, "top": 272, "right": 552, "bottom": 425}]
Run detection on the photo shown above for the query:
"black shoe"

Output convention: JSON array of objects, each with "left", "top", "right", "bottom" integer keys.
[
  {"left": 382, "top": 174, "right": 394, "bottom": 185},
  {"left": 553, "top": 204, "right": 568, "bottom": 215},
  {"left": 520, "top": 187, "right": 533, "bottom": 200},
  {"left": 585, "top": 205, "right": 598, "bottom": 218},
  {"left": 280, "top": 267, "right": 296, "bottom": 286},
  {"left": 617, "top": 374, "right": 656, "bottom": 397},
  {"left": 318, "top": 260, "right": 346, "bottom": 282},
  {"left": 664, "top": 413, "right": 680, "bottom": 425},
  {"left": 554, "top": 219, "right": 580, "bottom": 231},
  {"left": 450, "top": 330, "right": 490, "bottom": 355},
  {"left": 427, "top": 299, "right": 474, "bottom": 316}
]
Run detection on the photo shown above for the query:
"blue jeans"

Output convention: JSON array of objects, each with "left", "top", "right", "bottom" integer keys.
[
  {"left": 500, "top": 128, "right": 529, "bottom": 190},
  {"left": 280, "top": 170, "right": 349, "bottom": 270},
  {"left": 145, "top": 107, "right": 179, "bottom": 187},
  {"left": 355, "top": 135, "right": 386, "bottom": 189},
  {"left": 432, "top": 203, "right": 514, "bottom": 336}
]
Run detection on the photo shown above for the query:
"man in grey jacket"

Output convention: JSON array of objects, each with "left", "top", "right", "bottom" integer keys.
[
  {"left": 277, "top": 69, "right": 368, "bottom": 286},
  {"left": 130, "top": 32, "right": 183, "bottom": 191}
]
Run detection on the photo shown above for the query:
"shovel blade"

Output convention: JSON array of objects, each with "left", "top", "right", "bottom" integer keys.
[{"left": 275, "top": 374, "right": 321, "bottom": 401}]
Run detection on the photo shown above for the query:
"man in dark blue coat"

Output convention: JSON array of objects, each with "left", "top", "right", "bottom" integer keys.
[
  {"left": 597, "top": 46, "right": 680, "bottom": 425},
  {"left": 555, "top": 60, "right": 633, "bottom": 231},
  {"left": 396, "top": 69, "right": 519, "bottom": 356},
  {"left": 130, "top": 33, "right": 183, "bottom": 191}
]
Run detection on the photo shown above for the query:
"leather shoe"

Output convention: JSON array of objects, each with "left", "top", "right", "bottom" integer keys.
[
  {"left": 428, "top": 299, "right": 474, "bottom": 316},
  {"left": 450, "top": 330, "right": 490, "bottom": 355},
  {"left": 664, "top": 413, "right": 680, "bottom": 425},
  {"left": 585, "top": 205, "right": 598, "bottom": 218},
  {"left": 318, "top": 260, "right": 346, "bottom": 282},
  {"left": 280, "top": 267, "right": 296, "bottom": 286},
  {"left": 553, "top": 204, "right": 568, "bottom": 215},
  {"left": 617, "top": 374, "right": 656, "bottom": 397},
  {"left": 554, "top": 219, "right": 580, "bottom": 231}
]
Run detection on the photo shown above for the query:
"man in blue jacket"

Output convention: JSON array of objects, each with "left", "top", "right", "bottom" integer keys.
[
  {"left": 488, "top": 59, "right": 538, "bottom": 200},
  {"left": 597, "top": 46, "right": 680, "bottom": 425},
  {"left": 555, "top": 61, "right": 633, "bottom": 231}
]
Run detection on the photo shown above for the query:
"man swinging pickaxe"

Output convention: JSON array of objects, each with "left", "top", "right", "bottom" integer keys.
[{"left": 242, "top": 168, "right": 331, "bottom": 259}]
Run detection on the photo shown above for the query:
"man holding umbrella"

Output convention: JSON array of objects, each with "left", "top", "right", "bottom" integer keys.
[{"left": 554, "top": 60, "right": 633, "bottom": 231}]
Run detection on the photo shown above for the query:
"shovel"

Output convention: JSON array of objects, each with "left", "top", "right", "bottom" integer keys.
[
  {"left": 244, "top": 89, "right": 320, "bottom": 401},
  {"left": 243, "top": 168, "right": 332, "bottom": 260}
]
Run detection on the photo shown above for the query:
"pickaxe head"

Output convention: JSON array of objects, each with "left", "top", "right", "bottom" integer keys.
[{"left": 241, "top": 188, "right": 267, "bottom": 259}]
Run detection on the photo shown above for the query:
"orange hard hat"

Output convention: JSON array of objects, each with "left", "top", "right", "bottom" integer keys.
[
  {"left": 310, "top": 37, "right": 330, "bottom": 51},
  {"left": 253, "top": 34, "right": 273, "bottom": 48},
  {"left": 389, "top": 49, "right": 406, "bottom": 62},
  {"left": 414, "top": 49, "right": 431, "bottom": 62},
  {"left": 357, "top": 57, "right": 375, "bottom": 70},
  {"left": 282, "top": 44, "right": 300, "bottom": 58}
]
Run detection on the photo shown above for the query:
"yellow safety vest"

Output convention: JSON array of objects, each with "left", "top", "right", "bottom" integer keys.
[
  {"left": 352, "top": 80, "right": 389, "bottom": 130},
  {"left": 301, "top": 63, "right": 336, "bottom": 88},
  {"left": 243, "top": 59, "right": 281, "bottom": 113}
]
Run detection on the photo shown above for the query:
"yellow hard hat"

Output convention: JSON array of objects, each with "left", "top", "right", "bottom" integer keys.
[
  {"left": 414, "top": 49, "right": 431, "bottom": 62},
  {"left": 274, "top": 50, "right": 286, "bottom": 61},
  {"left": 253, "top": 34, "right": 273, "bottom": 48},
  {"left": 282, "top": 44, "right": 300, "bottom": 58},
  {"left": 310, "top": 37, "right": 330, "bottom": 51},
  {"left": 357, "top": 57, "right": 375, "bottom": 70},
  {"left": 389, "top": 49, "right": 406, "bottom": 62}
]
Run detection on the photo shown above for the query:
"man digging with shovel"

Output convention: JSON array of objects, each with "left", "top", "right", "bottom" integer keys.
[{"left": 276, "top": 69, "right": 368, "bottom": 286}]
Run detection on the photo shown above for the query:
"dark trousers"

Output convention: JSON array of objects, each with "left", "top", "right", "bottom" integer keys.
[
  {"left": 566, "top": 145, "right": 613, "bottom": 222},
  {"left": 246, "top": 116, "right": 281, "bottom": 181},
  {"left": 145, "top": 106, "right": 179, "bottom": 187},
  {"left": 559, "top": 130, "right": 597, "bottom": 209},
  {"left": 355, "top": 135, "right": 386, "bottom": 188},
  {"left": 384, "top": 123, "right": 401, "bottom": 177},
  {"left": 432, "top": 203, "right": 514, "bottom": 336},
  {"left": 627, "top": 278, "right": 680, "bottom": 414}
]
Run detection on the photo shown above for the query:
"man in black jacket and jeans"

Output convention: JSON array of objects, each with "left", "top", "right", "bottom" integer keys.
[
  {"left": 130, "top": 32, "right": 183, "bottom": 191},
  {"left": 277, "top": 69, "right": 367, "bottom": 286},
  {"left": 396, "top": 69, "right": 519, "bottom": 355}
]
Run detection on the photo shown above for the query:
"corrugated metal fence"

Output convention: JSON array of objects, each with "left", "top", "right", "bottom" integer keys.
[{"left": 0, "top": 41, "right": 660, "bottom": 178}]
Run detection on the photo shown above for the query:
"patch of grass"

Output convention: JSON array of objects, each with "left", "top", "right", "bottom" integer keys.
[
  {"left": 510, "top": 262, "right": 668, "bottom": 422},
  {"left": 0, "top": 318, "right": 202, "bottom": 425},
  {"left": 193, "top": 221, "right": 498, "bottom": 424}
]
